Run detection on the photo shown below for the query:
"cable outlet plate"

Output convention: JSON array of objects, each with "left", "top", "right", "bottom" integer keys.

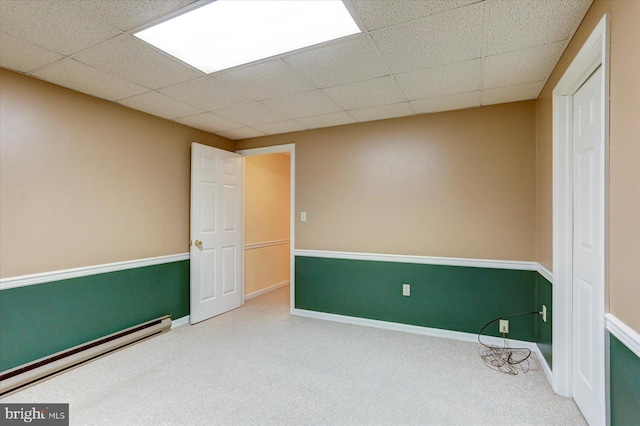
[
  {"left": 542, "top": 305, "right": 547, "bottom": 322},
  {"left": 402, "top": 284, "right": 410, "bottom": 296},
  {"left": 499, "top": 319, "right": 509, "bottom": 334}
]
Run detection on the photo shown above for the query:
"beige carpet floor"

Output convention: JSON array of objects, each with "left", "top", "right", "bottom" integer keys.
[{"left": 2, "top": 285, "right": 586, "bottom": 425}]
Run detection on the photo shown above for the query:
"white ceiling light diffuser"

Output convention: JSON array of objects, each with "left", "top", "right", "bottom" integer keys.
[{"left": 134, "top": 0, "right": 361, "bottom": 74}]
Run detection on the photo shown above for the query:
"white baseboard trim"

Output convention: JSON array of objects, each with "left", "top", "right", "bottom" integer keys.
[
  {"left": 292, "top": 308, "right": 553, "bottom": 381},
  {"left": 606, "top": 313, "right": 640, "bottom": 358},
  {"left": 0, "top": 253, "right": 190, "bottom": 291},
  {"left": 171, "top": 315, "right": 190, "bottom": 329},
  {"left": 294, "top": 249, "right": 538, "bottom": 271},
  {"left": 536, "top": 345, "right": 554, "bottom": 383},
  {"left": 246, "top": 280, "right": 289, "bottom": 300}
]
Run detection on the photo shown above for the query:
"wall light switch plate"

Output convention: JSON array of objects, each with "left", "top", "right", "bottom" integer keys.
[
  {"left": 402, "top": 284, "right": 410, "bottom": 296},
  {"left": 301, "top": 212, "right": 306, "bottom": 222}
]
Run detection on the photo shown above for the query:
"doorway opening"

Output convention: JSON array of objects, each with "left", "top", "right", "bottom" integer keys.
[{"left": 238, "top": 144, "right": 295, "bottom": 312}]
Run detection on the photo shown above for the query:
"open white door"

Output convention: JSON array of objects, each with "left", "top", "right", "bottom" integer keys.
[
  {"left": 571, "top": 67, "right": 606, "bottom": 426},
  {"left": 190, "top": 142, "right": 243, "bottom": 324}
]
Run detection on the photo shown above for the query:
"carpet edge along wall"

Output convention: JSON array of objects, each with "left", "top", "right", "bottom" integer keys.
[
  {"left": 0, "top": 260, "right": 189, "bottom": 372},
  {"left": 295, "top": 256, "right": 539, "bottom": 341}
]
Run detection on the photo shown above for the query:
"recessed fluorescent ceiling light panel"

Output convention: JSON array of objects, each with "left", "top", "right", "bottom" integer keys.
[{"left": 134, "top": 0, "right": 361, "bottom": 74}]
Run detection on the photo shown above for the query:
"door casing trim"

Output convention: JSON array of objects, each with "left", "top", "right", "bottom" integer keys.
[{"left": 551, "top": 12, "right": 610, "bottom": 420}]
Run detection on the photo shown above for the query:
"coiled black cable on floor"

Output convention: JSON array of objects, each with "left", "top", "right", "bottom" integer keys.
[{"left": 477, "top": 311, "right": 540, "bottom": 375}]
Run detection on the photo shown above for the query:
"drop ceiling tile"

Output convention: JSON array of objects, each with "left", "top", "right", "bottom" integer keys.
[
  {"left": 322, "top": 76, "right": 405, "bottom": 110},
  {"left": 483, "top": 42, "right": 565, "bottom": 89},
  {"left": 0, "top": 32, "right": 63, "bottom": 73},
  {"left": 349, "top": 102, "right": 414, "bottom": 123},
  {"left": 486, "top": 0, "right": 593, "bottom": 55},
  {"left": 264, "top": 91, "right": 343, "bottom": 119},
  {"left": 76, "top": 0, "right": 197, "bottom": 31},
  {"left": 214, "top": 103, "right": 289, "bottom": 127},
  {"left": 283, "top": 35, "right": 389, "bottom": 88},
  {"left": 297, "top": 112, "right": 356, "bottom": 129},
  {"left": 410, "top": 91, "right": 481, "bottom": 114},
  {"left": 32, "top": 58, "right": 148, "bottom": 101},
  {"left": 372, "top": 3, "right": 484, "bottom": 73},
  {"left": 481, "top": 82, "right": 544, "bottom": 106},
  {"left": 351, "top": 0, "right": 478, "bottom": 31},
  {"left": 0, "top": 0, "right": 121, "bottom": 55},
  {"left": 175, "top": 112, "right": 243, "bottom": 133},
  {"left": 117, "top": 91, "right": 204, "bottom": 120},
  {"left": 217, "top": 127, "right": 266, "bottom": 140},
  {"left": 396, "top": 59, "right": 481, "bottom": 100},
  {"left": 159, "top": 77, "right": 253, "bottom": 111},
  {"left": 253, "top": 120, "right": 307, "bottom": 136},
  {"left": 0, "top": 0, "right": 593, "bottom": 129},
  {"left": 214, "top": 60, "right": 315, "bottom": 101},
  {"left": 74, "top": 35, "right": 203, "bottom": 89}
]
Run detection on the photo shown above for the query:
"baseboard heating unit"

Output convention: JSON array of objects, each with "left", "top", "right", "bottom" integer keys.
[{"left": 0, "top": 315, "right": 171, "bottom": 397}]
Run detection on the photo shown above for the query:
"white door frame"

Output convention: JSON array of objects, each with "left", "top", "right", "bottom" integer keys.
[
  {"left": 237, "top": 144, "right": 296, "bottom": 313},
  {"left": 552, "top": 12, "right": 609, "bottom": 406}
]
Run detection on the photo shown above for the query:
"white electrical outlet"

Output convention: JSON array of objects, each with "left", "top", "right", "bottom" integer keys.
[
  {"left": 499, "top": 319, "right": 509, "bottom": 334},
  {"left": 542, "top": 305, "right": 547, "bottom": 322},
  {"left": 402, "top": 284, "right": 410, "bottom": 296}
]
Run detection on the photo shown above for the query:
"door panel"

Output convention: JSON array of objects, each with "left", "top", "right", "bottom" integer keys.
[
  {"left": 223, "top": 184, "right": 237, "bottom": 232},
  {"left": 200, "top": 182, "right": 216, "bottom": 232},
  {"left": 576, "top": 278, "right": 593, "bottom": 386},
  {"left": 190, "top": 143, "right": 243, "bottom": 324},
  {"left": 571, "top": 66, "right": 605, "bottom": 426},
  {"left": 577, "top": 149, "right": 594, "bottom": 248},
  {"left": 222, "top": 246, "right": 236, "bottom": 294},
  {"left": 200, "top": 248, "right": 216, "bottom": 300}
]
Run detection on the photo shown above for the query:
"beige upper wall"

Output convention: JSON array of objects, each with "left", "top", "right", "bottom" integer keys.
[
  {"left": 536, "top": 0, "right": 640, "bottom": 331},
  {"left": 237, "top": 101, "right": 537, "bottom": 261},
  {"left": 0, "top": 69, "right": 233, "bottom": 278}
]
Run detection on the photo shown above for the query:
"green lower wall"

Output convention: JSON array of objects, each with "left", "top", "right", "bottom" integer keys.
[
  {"left": 0, "top": 260, "right": 189, "bottom": 372},
  {"left": 6, "top": 254, "right": 637, "bottom": 424},
  {"left": 535, "top": 274, "right": 553, "bottom": 368},
  {"left": 610, "top": 334, "right": 640, "bottom": 426},
  {"left": 295, "top": 256, "right": 538, "bottom": 341}
]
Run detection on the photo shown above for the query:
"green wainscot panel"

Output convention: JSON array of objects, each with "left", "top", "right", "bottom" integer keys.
[
  {"left": 0, "top": 260, "right": 189, "bottom": 372},
  {"left": 535, "top": 273, "right": 552, "bottom": 369},
  {"left": 295, "top": 256, "right": 537, "bottom": 341},
  {"left": 610, "top": 334, "right": 640, "bottom": 426}
]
